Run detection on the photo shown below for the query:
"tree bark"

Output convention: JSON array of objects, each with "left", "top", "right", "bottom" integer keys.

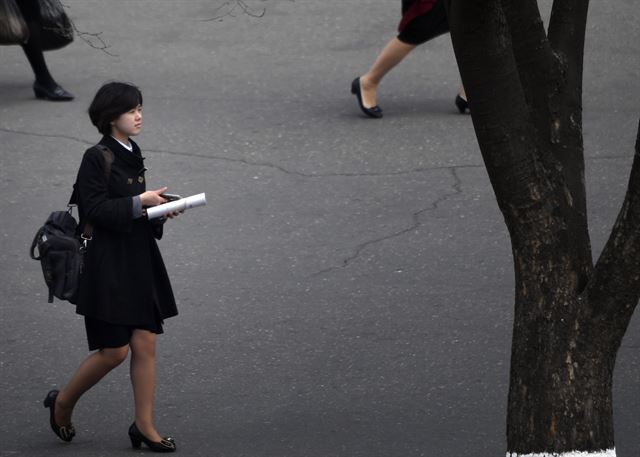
[
  {"left": 547, "top": 0, "right": 593, "bottom": 287},
  {"left": 445, "top": 0, "right": 638, "bottom": 454},
  {"left": 506, "top": 292, "right": 615, "bottom": 453},
  {"left": 507, "top": 122, "right": 640, "bottom": 454},
  {"left": 503, "top": 0, "right": 593, "bottom": 289},
  {"left": 586, "top": 121, "right": 640, "bottom": 332}
]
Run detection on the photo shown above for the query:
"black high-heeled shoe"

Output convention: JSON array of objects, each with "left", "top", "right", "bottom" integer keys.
[
  {"left": 128, "top": 422, "right": 176, "bottom": 453},
  {"left": 351, "top": 77, "right": 383, "bottom": 118},
  {"left": 43, "top": 390, "right": 75, "bottom": 442},
  {"left": 33, "top": 81, "right": 74, "bottom": 101},
  {"left": 455, "top": 94, "right": 470, "bottom": 114}
]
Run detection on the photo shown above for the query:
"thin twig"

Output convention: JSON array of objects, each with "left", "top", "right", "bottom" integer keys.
[
  {"left": 70, "top": 19, "right": 117, "bottom": 57},
  {"left": 201, "top": 0, "right": 266, "bottom": 22},
  {"left": 59, "top": 2, "right": 117, "bottom": 57}
]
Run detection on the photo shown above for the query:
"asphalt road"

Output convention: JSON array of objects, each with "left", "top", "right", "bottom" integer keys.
[{"left": 1, "top": 1, "right": 638, "bottom": 456}]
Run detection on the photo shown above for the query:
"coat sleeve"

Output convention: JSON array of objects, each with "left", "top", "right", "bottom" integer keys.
[{"left": 76, "top": 148, "right": 133, "bottom": 232}]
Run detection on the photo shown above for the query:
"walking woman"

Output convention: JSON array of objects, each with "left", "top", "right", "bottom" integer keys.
[
  {"left": 44, "top": 82, "right": 179, "bottom": 452},
  {"left": 351, "top": 0, "right": 468, "bottom": 118}
]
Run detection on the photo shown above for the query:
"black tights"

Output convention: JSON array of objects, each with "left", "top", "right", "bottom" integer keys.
[{"left": 18, "top": 0, "right": 55, "bottom": 86}]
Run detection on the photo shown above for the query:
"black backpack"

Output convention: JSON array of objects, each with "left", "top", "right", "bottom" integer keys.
[
  {"left": 30, "top": 145, "right": 113, "bottom": 304},
  {"left": 30, "top": 209, "right": 85, "bottom": 304}
]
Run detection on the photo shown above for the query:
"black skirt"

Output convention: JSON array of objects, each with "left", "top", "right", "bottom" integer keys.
[
  {"left": 85, "top": 317, "right": 164, "bottom": 351},
  {"left": 398, "top": 0, "right": 449, "bottom": 45}
]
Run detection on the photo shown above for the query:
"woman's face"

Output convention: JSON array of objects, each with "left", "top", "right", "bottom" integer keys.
[{"left": 111, "top": 104, "right": 143, "bottom": 139}]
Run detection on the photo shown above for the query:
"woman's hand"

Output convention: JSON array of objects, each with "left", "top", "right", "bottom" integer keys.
[{"left": 139, "top": 187, "right": 168, "bottom": 207}]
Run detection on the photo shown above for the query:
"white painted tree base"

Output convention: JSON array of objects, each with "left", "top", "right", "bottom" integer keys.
[{"left": 507, "top": 450, "right": 616, "bottom": 457}]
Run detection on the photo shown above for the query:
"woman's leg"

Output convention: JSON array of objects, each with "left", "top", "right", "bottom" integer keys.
[
  {"left": 129, "top": 329, "right": 163, "bottom": 442},
  {"left": 359, "top": 37, "right": 416, "bottom": 108},
  {"left": 20, "top": 21, "right": 74, "bottom": 99},
  {"left": 17, "top": 0, "right": 73, "bottom": 99},
  {"left": 21, "top": 22, "right": 56, "bottom": 87},
  {"left": 16, "top": 0, "right": 53, "bottom": 86},
  {"left": 55, "top": 346, "right": 130, "bottom": 427},
  {"left": 454, "top": 85, "right": 470, "bottom": 113}
]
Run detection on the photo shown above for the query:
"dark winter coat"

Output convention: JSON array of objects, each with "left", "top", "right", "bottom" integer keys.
[{"left": 74, "top": 135, "right": 178, "bottom": 326}]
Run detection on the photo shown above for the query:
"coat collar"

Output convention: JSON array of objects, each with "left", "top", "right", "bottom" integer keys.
[{"left": 99, "top": 135, "right": 145, "bottom": 168}]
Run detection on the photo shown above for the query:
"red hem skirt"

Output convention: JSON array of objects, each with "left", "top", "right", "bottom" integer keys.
[{"left": 398, "top": 0, "right": 449, "bottom": 45}]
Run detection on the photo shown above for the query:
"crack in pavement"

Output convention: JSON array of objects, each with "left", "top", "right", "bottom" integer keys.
[
  {"left": 5, "top": 127, "right": 633, "bottom": 276},
  {"left": 3, "top": 126, "right": 631, "bottom": 178},
  {"left": 310, "top": 167, "right": 464, "bottom": 277},
  {"left": 0, "top": 126, "right": 482, "bottom": 178},
  {"left": 0, "top": 128, "right": 94, "bottom": 147}
]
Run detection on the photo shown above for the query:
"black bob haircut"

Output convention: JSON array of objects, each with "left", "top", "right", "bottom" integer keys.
[{"left": 88, "top": 82, "right": 143, "bottom": 135}]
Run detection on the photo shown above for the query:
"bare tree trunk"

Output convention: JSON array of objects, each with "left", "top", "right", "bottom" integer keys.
[
  {"left": 445, "top": 0, "right": 639, "bottom": 454},
  {"left": 507, "top": 294, "right": 615, "bottom": 453}
]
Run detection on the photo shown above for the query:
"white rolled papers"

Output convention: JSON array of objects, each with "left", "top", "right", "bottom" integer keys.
[{"left": 146, "top": 193, "right": 207, "bottom": 220}]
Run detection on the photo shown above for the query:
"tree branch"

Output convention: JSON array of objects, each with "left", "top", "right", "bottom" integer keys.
[
  {"left": 447, "top": 0, "right": 590, "bottom": 292},
  {"left": 547, "top": 0, "right": 590, "bottom": 145},
  {"left": 447, "top": 0, "right": 545, "bottom": 213},
  {"left": 501, "top": 0, "right": 554, "bottom": 137},
  {"left": 503, "top": 0, "right": 594, "bottom": 284},
  {"left": 548, "top": 0, "right": 589, "bottom": 92},
  {"left": 545, "top": 0, "right": 593, "bottom": 280},
  {"left": 587, "top": 120, "right": 640, "bottom": 333},
  {"left": 502, "top": 0, "right": 593, "bottom": 283},
  {"left": 70, "top": 19, "right": 116, "bottom": 57}
]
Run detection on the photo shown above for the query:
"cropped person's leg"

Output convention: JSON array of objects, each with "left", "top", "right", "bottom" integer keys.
[
  {"left": 55, "top": 346, "right": 130, "bottom": 427},
  {"left": 129, "top": 329, "right": 163, "bottom": 442},
  {"left": 17, "top": 0, "right": 73, "bottom": 100},
  {"left": 455, "top": 85, "right": 470, "bottom": 113},
  {"left": 359, "top": 37, "right": 416, "bottom": 109},
  {"left": 20, "top": 22, "right": 55, "bottom": 87}
]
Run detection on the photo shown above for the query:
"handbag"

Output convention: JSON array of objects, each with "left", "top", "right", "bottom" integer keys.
[
  {"left": 0, "top": 0, "right": 29, "bottom": 45},
  {"left": 30, "top": 145, "right": 113, "bottom": 304},
  {"left": 38, "top": 0, "right": 73, "bottom": 50}
]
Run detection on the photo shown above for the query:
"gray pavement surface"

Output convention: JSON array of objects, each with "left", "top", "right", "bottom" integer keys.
[{"left": 1, "top": 1, "right": 638, "bottom": 456}]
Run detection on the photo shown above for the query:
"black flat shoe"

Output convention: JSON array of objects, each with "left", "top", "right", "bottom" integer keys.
[
  {"left": 129, "top": 422, "right": 176, "bottom": 453},
  {"left": 351, "top": 77, "right": 382, "bottom": 118},
  {"left": 43, "top": 390, "right": 75, "bottom": 442},
  {"left": 455, "top": 94, "right": 470, "bottom": 114},
  {"left": 33, "top": 81, "right": 74, "bottom": 101}
]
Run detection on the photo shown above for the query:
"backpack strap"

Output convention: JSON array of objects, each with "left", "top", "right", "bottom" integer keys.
[
  {"left": 29, "top": 226, "right": 45, "bottom": 261},
  {"left": 70, "top": 145, "right": 115, "bottom": 240},
  {"left": 96, "top": 145, "right": 115, "bottom": 179}
]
